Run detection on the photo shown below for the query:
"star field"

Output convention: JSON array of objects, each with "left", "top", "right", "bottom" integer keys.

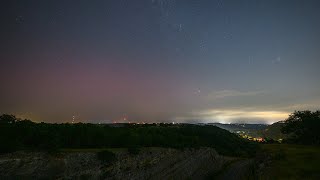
[{"left": 0, "top": 0, "right": 319, "bottom": 123}]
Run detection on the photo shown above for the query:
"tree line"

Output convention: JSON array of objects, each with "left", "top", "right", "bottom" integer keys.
[
  {"left": 281, "top": 110, "right": 320, "bottom": 145},
  {"left": 1, "top": 110, "right": 318, "bottom": 156},
  {"left": 0, "top": 114, "right": 257, "bottom": 156}
]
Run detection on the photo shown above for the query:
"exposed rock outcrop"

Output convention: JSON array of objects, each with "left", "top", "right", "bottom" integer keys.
[{"left": 0, "top": 148, "right": 230, "bottom": 179}]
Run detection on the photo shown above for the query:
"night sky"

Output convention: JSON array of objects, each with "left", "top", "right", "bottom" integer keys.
[{"left": 1, "top": 0, "right": 319, "bottom": 123}]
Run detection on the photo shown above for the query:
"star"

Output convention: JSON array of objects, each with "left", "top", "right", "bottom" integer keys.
[
  {"left": 15, "top": 15, "right": 24, "bottom": 24},
  {"left": 194, "top": 88, "right": 201, "bottom": 95}
]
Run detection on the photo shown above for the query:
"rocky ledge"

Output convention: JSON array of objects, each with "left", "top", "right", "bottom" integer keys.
[{"left": 0, "top": 148, "right": 231, "bottom": 179}]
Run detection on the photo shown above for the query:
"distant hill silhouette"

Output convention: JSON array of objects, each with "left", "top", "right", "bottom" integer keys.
[{"left": 261, "top": 121, "right": 286, "bottom": 141}]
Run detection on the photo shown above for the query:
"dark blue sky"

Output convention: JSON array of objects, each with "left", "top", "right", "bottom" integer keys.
[{"left": 1, "top": 0, "right": 319, "bottom": 123}]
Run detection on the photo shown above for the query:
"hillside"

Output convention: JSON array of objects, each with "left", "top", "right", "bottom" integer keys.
[
  {"left": 254, "top": 144, "right": 320, "bottom": 179},
  {"left": 209, "top": 123, "right": 267, "bottom": 137},
  {"left": 209, "top": 122, "right": 286, "bottom": 141},
  {"left": 260, "top": 122, "right": 286, "bottom": 141},
  {"left": 0, "top": 148, "right": 233, "bottom": 179},
  {"left": 0, "top": 122, "right": 258, "bottom": 157}
]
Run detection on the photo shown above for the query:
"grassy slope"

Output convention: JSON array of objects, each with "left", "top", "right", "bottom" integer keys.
[
  {"left": 260, "top": 122, "right": 286, "bottom": 140},
  {"left": 259, "top": 144, "right": 320, "bottom": 179}
]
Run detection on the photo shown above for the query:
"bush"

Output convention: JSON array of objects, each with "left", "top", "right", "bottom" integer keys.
[{"left": 281, "top": 110, "right": 320, "bottom": 145}]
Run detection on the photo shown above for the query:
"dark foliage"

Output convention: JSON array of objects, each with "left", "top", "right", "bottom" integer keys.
[
  {"left": 97, "top": 150, "right": 117, "bottom": 163},
  {"left": 281, "top": 110, "right": 320, "bottom": 145},
  {"left": 262, "top": 138, "right": 279, "bottom": 144},
  {"left": 0, "top": 114, "right": 258, "bottom": 156},
  {"left": 127, "top": 147, "right": 141, "bottom": 155},
  {"left": 0, "top": 114, "right": 18, "bottom": 124}
]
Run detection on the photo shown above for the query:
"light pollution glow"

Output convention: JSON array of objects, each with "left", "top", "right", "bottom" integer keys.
[
  {"left": 1, "top": 1, "right": 319, "bottom": 123},
  {"left": 175, "top": 109, "right": 290, "bottom": 124}
]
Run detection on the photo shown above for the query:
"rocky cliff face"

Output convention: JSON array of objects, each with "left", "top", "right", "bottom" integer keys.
[{"left": 0, "top": 148, "right": 230, "bottom": 179}]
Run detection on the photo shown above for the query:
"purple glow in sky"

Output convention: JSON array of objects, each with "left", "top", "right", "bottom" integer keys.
[{"left": 1, "top": 0, "right": 320, "bottom": 123}]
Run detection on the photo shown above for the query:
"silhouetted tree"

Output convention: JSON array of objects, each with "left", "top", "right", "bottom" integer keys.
[
  {"left": 281, "top": 110, "right": 320, "bottom": 145},
  {"left": 0, "top": 114, "right": 18, "bottom": 124}
]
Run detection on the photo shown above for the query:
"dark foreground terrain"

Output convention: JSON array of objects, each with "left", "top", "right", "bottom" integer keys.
[
  {"left": 1, "top": 112, "right": 320, "bottom": 179},
  {"left": 0, "top": 118, "right": 257, "bottom": 179},
  {"left": 254, "top": 144, "right": 320, "bottom": 180},
  {"left": 0, "top": 148, "right": 235, "bottom": 179},
  {"left": 1, "top": 144, "right": 320, "bottom": 179}
]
